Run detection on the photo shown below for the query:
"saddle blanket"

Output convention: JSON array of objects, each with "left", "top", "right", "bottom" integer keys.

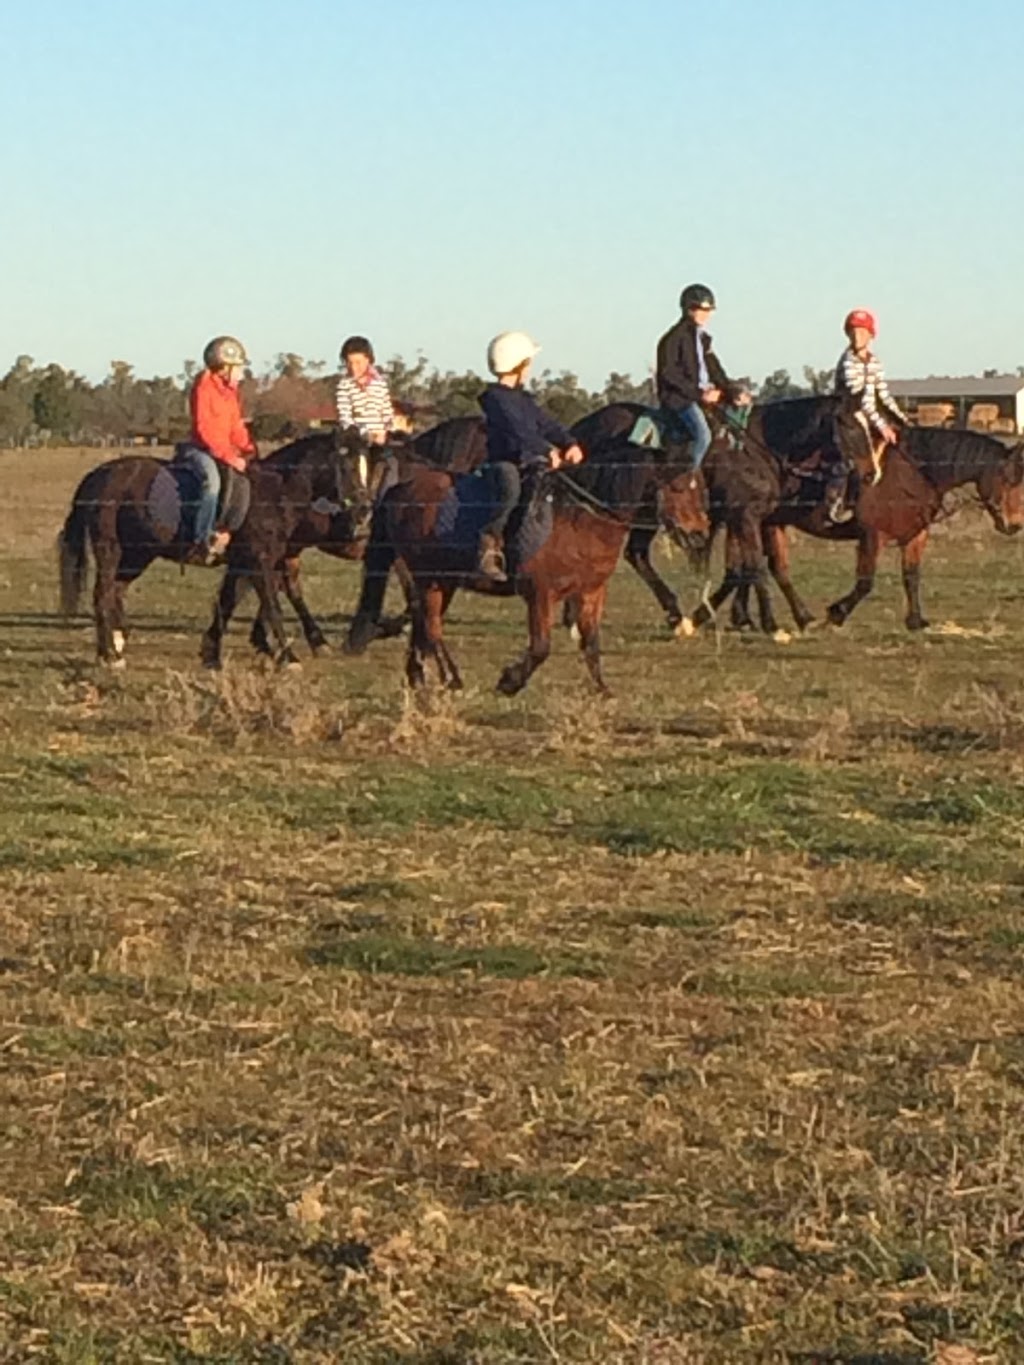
[
  {"left": 146, "top": 460, "right": 249, "bottom": 544},
  {"left": 433, "top": 468, "right": 555, "bottom": 572}
]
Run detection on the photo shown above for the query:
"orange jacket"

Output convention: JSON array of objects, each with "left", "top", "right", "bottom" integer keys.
[{"left": 189, "top": 370, "right": 253, "bottom": 471}]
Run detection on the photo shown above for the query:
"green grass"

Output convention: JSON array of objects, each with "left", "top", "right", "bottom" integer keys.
[{"left": 5, "top": 446, "right": 1024, "bottom": 1360}]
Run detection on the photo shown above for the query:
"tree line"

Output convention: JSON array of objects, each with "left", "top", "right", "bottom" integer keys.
[{"left": 0, "top": 351, "right": 843, "bottom": 448}]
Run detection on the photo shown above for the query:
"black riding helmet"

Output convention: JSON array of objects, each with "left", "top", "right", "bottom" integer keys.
[
  {"left": 680, "top": 284, "right": 716, "bottom": 313},
  {"left": 340, "top": 335, "right": 375, "bottom": 363}
]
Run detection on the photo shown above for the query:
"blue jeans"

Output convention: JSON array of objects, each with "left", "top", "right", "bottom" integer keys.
[
  {"left": 175, "top": 446, "right": 220, "bottom": 544},
  {"left": 668, "top": 402, "right": 712, "bottom": 468}
]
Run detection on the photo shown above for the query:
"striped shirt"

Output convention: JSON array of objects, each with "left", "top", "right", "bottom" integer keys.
[
  {"left": 334, "top": 367, "right": 395, "bottom": 439},
  {"left": 834, "top": 346, "right": 907, "bottom": 434}
]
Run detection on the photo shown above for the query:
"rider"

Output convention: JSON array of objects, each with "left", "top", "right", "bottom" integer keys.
[
  {"left": 828, "top": 307, "right": 908, "bottom": 521},
  {"left": 335, "top": 336, "right": 395, "bottom": 445},
  {"left": 476, "top": 331, "right": 584, "bottom": 582},
  {"left": 180, "top": 336, "right": 256, "bottom": 563},
  {"left": 656, "top": 284, "right": 747, "bottom": 467}
]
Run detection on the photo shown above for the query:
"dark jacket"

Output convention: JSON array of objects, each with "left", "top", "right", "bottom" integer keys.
[
  {"left": 656, "top": 316, "right": 730, "bottom": 409},
  {"left": 479, "top": 383, "right": 574, "bottom": 470}
]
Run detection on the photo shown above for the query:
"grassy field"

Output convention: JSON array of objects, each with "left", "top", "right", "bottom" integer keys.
[{"left": 2, "top": 446, "right": 1024, "bottom": 1364}]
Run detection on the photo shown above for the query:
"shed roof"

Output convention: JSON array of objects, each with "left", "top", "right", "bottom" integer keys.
[{"left": 889, "top": 375, "right": 1024, "bottom": 399}]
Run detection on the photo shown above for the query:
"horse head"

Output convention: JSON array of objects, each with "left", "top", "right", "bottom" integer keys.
[
  {"left": 977, "top": 439, "right": 1024, "bottom": 536},
  {"left": 655, "top": 459, "right": 711, "bottom": 568},
  {"left": 328, "top": 425, "right": 388, "bottom": 539}
]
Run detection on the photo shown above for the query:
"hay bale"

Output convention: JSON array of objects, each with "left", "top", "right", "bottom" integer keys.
[
  {"left": 915, "top": 402, "right": 955, "bottom": 427},
  {"left": 967, "top": 402, "right": 999, "bottom": 429}
]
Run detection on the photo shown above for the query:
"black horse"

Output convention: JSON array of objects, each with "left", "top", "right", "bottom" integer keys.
[{"left": 58, "top": 428, "right": 379, "bottom": 667}]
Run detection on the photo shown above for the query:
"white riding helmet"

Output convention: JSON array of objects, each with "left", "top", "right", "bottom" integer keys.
[{"left": 486, "top": 331, "right": 541, "bottom": 377}]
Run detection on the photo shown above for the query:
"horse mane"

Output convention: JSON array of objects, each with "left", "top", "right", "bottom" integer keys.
[
  {"left": 756, "top": 395, "right": 841, "bottom": 456},
  {"left": 262, "top": 429, "right": 341, "bottom": 474},
  {"left": 901, "top": 425, "right": 1015, "bottom": 487},
  {"left": 550, "top": 437, "right": 655, "bottom": 513}
]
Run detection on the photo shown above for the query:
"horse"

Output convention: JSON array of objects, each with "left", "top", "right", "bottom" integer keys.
[
  {"left": 607, "top": 397, "right": 1024, "bottom": 636},
  {"left": 256, "top": 416, "right": 490, "bottom": 660},
  {"left": 349, "top": 411, "right": 711, "bottom": 695},
  {"left": 697, "top": 407, "right": 1024, "bottom": 635},
  {"left": 57, "top": 428, "right": 379, "bottom": 668}
]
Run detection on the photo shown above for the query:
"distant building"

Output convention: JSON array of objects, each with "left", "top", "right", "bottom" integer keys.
[{"left": 889, "top": 375, "right": 1024, "bottom": 434}]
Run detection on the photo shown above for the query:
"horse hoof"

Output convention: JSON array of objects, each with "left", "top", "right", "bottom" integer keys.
[
  {"left": 906, "top": 616, "right": 930, "bottom": 632},
  {"left": 311, "top": 641, "right": 331, "bottom": 657},
  {"left": 106, "top": 657, "right": 127, "bottom": 672},
  {"left": 496, "top": 671, "right": 522, "bottom": 696},
  {"left": 827, "top": 607, "right": 846, "bottom": 627},
  {"left": 674, "top": 617, "right": 696, "bottom": 640},
  {"left": 772, "top": 629, "right": 793, "bottom": 646}
]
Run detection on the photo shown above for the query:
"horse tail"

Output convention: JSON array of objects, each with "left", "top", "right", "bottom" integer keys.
[
  {"left": 57, "top": 491, "right": 91, "bottom": 618},
  {"left": 344, "top": 512, "right": 398, "bottom": 655}
]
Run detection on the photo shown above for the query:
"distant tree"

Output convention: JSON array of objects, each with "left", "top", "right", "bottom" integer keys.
[
  {"left": 33, "top": 365, "right": 83, "bottom": 440},
  {"left": 602, "top": 370, "right": 655, "bottom": 406},
  {"left": 803, "top": 365, "right": 834, "bottom": 395},
  {"left": 983, "top": 367, "right": 999, "bottom": 379},
  {"left": 758, "top": 368, "right": 805, "bottom": 401},
  {"left": 530, "top": 369, "right": 596, "bottom": 427}
]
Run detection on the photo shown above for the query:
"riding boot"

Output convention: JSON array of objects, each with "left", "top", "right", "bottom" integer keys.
[
  {"left": 825, "top": 471, "right": 854, "bottom": 524},
  {"left": 476, "top": 533, "right": 507, "bottom": 583},
  {"left": 203, "top": 530, "right": 231, "bottom": 566}
]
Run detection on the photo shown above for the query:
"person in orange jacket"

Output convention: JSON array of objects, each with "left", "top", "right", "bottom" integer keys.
[{"left": 176, "top": 336, "right": 256, "bottom": 562}]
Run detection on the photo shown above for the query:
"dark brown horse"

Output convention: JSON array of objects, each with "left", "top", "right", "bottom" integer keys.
[
  {"left": 58, "top": 428, "right": 380, "bottom": 667},
  {"left": 255, "top": 416, "right": 489, "bottom": 658},
  {"left": 351, "top": 414, "right": 711, "bottom": 695},
  {"left": 607, "top": 398, "right": 1024, "bottom": 637}
]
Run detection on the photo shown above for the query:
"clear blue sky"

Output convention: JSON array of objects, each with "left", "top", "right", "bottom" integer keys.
[{"left": 3, "top": 0, "right": 1022, "bottom": 388}]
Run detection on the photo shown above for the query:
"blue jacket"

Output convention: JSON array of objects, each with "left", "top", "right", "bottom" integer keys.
[{"left": 479, "top": 384, "right": 574, "bottom": 470}]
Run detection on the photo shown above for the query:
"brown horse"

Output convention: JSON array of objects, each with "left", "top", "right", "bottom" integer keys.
[
  {"left": 352, "top": 418, "right": 710, "bottom": 695},
  {"left": 705, "top": 411, "right": 1024, "bottom": 635},
  {"left": 58, "top": 428, "right": 379, "bottom": 667},
  {"left": 258, "top": 416, "right": 488, "bottom": 659},
  {"left": 608, "top": 397, "right": 1024, "bottom": 636}
]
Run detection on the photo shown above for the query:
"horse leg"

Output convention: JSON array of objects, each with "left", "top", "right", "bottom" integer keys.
[
  {"left": 92, "top": 544, "right": 123, "bottom": 667},
  {"left": 901, "top": 529, "right": 931, "bottom": 631},
  {"left": 282, "top": 557, "right": 329, "bottom": 654},
  {"left": 422, "top": 584, "right": 462, "bottom": 690},
  {"left": 575, "top": 584, "right": 611, "bottom": 696},
  {"left": 763, "top": 525, "right": 815, "bottom": 631},
  {"left": 201, "top": 569, "right": 250, "bottom": 669},
  {"left": 827, "top": 530, "right": 879, "bottom": 626},
  {"left": 405, "top": 586, "right": 429, "bottom": 689},
  {"left": 497, "top": 584, "right": 554, "bottom": 696},
  {"left": 624, "top": 526, "right": 682, "bottom": 630},
  {"left": 683, "top": 529, "right": 744, "bottom": 633},
  {"left": 252, "top": 558, "right": 299, "bottom": 667},
  {"left": 729, "top": 583, "right": 756, "bottom": 632}
]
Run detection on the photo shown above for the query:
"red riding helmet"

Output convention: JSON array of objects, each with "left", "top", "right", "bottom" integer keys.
[{"left": 844, "top": 308, "right": 877, "bottom": 337}]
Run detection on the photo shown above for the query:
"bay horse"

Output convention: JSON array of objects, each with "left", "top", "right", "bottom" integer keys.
[
  {"left": 610, "top": 398, "right": 1024, "bottom": 636},
  {"left": 351, "top": 414, "right": 710, "bottom": 695},
  {"left": 58, "top": 428, "right": 379, "bottom": 668},
  {"left": 255, "top": 416, "right": 489, "bottom": 659}
]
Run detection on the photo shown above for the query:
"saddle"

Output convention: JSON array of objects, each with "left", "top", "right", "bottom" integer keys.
[
  {"left": 435, "top": 467, "right": 555, "bottom": 574},
  {"left": 148, "top": 456, "right": 248, "bottom": 546}
]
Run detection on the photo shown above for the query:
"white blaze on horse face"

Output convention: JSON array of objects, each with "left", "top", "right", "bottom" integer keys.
[
  {"left": 112, "top": 630, "right": 125, "bottom": 656},
  {"left": 358, "top": 452, "right": 369, "bottom": 490}
]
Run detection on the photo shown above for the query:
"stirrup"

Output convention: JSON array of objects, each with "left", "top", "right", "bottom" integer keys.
[{"left": 476, "top": 543, "right": 508, "bottom": 583}]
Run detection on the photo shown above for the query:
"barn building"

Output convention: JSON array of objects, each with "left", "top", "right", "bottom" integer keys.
[{"left": 888, "top": 375, "right": 1024, "bottom": 434}]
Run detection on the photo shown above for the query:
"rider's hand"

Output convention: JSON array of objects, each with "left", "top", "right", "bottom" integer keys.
[
  {"left": 702, "top": 387, "right": 722, "bottom": 405},
  {"left": 881, "top": 423, "right": 899, "bottom": 445},
  {"left": 548, "top": 448, "right": 563, "bottom": 469},
  {"left": 562, "top": 443, "right": 584, "bottom": 465},
  {"left": 370, "top": 430, "right": 388, "bottom": 445}
]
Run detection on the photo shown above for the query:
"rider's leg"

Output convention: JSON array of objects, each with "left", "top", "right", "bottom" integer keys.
[
  {"left": 177, "top": 447, "right": 223, "bottom": 556},
  {"left": 825, "top": 454, "right": 854, "bottom": 523},
  {"left": 477, "top": 461, "right": 521, "bottom": 581},
  {"left": 674, "top": 402, "right": 713, "bottom": 470}
]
